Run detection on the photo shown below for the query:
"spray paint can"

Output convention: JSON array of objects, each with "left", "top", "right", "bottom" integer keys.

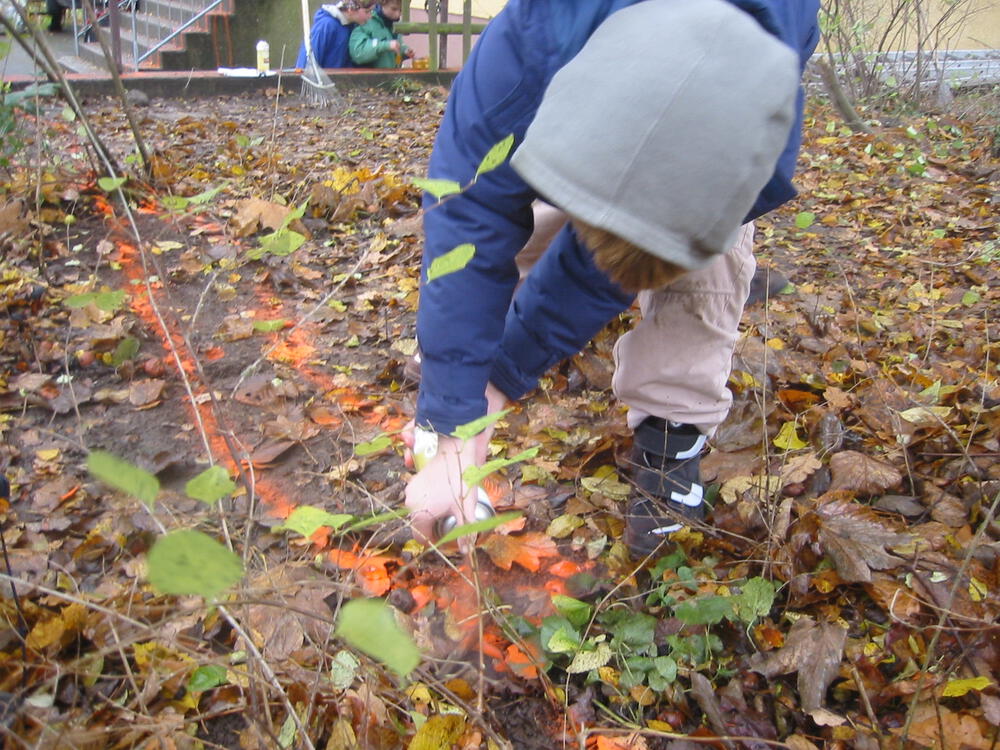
[
  {"left": 256, "top": 40, "right": 270, "bottom": 75},
  {"left": 412, "top": 426, "right": 495, "bottom": 539}
]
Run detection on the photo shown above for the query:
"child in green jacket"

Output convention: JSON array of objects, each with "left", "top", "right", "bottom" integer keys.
[{"left": 349, "top": 0, "right": 414, "bottom": 68}]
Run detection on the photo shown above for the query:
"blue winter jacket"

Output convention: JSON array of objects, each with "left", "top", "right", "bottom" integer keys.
[
  {"left": 295, "top": 7, "right": 356, "bottom": 69},
  {"left": 416, "top": 0, "right": 821, "bottom": 434}
]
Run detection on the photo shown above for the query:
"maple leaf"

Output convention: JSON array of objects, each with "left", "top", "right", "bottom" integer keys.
[
  {"left": 480, "top": 531, "right": 559, "bottom": 572},
  {"left": 813, "top": 494, "right": 910, "bottom": 583},
  {"left": 750, "top": 616, "right": 847, "bottom": 713},
  {"left": 828, "top": 450, "right": 902, "bottom": 495}
]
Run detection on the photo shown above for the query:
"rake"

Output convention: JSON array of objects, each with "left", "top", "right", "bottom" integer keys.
[{"left": 299, "top": 0, "right": 341, "bottom": 107}]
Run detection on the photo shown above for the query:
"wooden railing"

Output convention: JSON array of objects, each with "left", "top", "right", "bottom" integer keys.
[{"left": 397, "top": 0, "right": 487, "bottom": 70}]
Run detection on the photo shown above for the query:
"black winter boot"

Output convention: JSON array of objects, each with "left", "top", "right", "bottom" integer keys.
[{"left": 624, "top": 417, "right": 708, "bottom": 558}]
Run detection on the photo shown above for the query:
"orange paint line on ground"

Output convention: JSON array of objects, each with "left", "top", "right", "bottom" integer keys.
[
  {"left": 327, "top": 547, "right": 402, "bottom": 597},
  {"left": 111, "top": 238, "right": 294, "bottom": 518},
  {"left": 247, "top": 284, "right": 411, "bottom": 436}
]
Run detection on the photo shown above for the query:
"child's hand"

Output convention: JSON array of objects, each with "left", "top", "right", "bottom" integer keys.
[{"left": 404, "top": 434, "right": 481, "bottom": 550}]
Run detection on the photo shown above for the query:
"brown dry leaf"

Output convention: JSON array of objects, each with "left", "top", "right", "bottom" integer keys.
[
  {"left": 750, "top": 616, "right": 847, "bottom": 713},
  {"left": 243, "top": 440, "right": 296, "bottom": 468},
  {"left": 923, "top": 486, "right": 969, "bottom": 528},
  {"left": 262, "top": 414, "right": 320, "bottom": 442},
  {"left": 129, "top": 379, "right": 166, "bottom": 407},
  {"left": 780, "top": 452, "right": 823, "bottom": 485},
  {"left": 216, "top": 314, "right": 255, "bottom": 342},
  {"left": 815, "top": 495, "right": 910, "bottom": 583},
  {"left": 0, "top": 198, "right": 28, "bottom": 235},
  {"left": 828, "top": 450, "right": 902, "bottom": 495},
  {"left": 247, "top": 606, "right": 304, "bottom": 661},
  {"left": 981, "top": 694, "right": 1000, "bottom": 727},
  {"left": 823, "top": 386, "right": 853, "bottom": 412},
  {"left": 901, "top": 703, "right": 991, "bottom": 749},
  {"left": 481, "top": 531, "right": 559, "bottom": 572},
  {"left": 864, "top": 574, "right": 922, "bottom": 621},
  {"left": 701, "top": 448, "right": 764, "bottom": 484},
  {"left": 230, "top": 197, "right": 307, "bottom": 238}
]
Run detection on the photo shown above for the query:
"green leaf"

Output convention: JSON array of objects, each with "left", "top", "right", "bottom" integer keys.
[
  {"left": 601, "top": 610, "right": 655, "bottom": 651},
  {"left": 147, "top": 530, "right": 244, "bottom": 600},
  {"left": 64, "top": 289, "right": 127, "bottom": 312},
  {"left": 160, "top": 195, "right": 191, "bottom": 212},
  {"left": 795, "top": 211, "right": 815, "bottom": 229},
  {"left": 188, "top": 664, "right": 228, "bottom": 692},
  {"left": 252, "top": 319, "right": 287, "bottom": 332},
  {"left": 97, "top": 176, "right": 126, "bottom": 192},
  {"left": 277, "top": 506, "right": 354, "bottom": 538},
  {"left": 354, "top": 434, "right": 393, "bottom": 457},
  {"left": 674, "top": 595, "right": 734, "bottom": 625},
  {"left": 566, "top": 642, "right": 612, "bottom": 674},
  {"left": 961, "top": 290, "right": 981, "bottom": 306},
  {"left": 110, "top": 336, "right": 140, "bottom": 366},
  {"left": 185, "top": 465, "right": 236, "bottom": 506},
  {"left": 189, "top": 185, "right": 225, "bottom": 205},
  {"left": 653, "top": 655, "right": 678, "bottom": 682},
  {"left": 278, "top": 714, "right": 296, "bottom": 748},
  {"left": 436, "top": 510, "right": 522, "bottom": 546},
  {"left": 412, "top": 177, "right": 462, "bottom": 200},
  {"left": 451, "top": 409, "right": 511, "bottom": 442},
  {"left": 735, "top": 577, "right": 776, "bottom": 623},
  {"left": 335, "top": 599, "right": 420, "bottom": 677},
  {"left": 88, "top": 451, "right": 159, "bottom": 507},
  {"left": 551, "top": 594, "right": 592, "bottom": 629},
  {"left": 546, "top": 626, "right": 582, "bottom": 654},
  {"left": 474, "top": 134, "right": 514, "bottom": 178},
  {"left": 461, "top": 447, "right": 539, "bottom": 489},
  {"left": 426, "top": 243, "right": 475, "bottom": 283},
  {"left": 329, "top": 650, "right": 361, "bottom": 690},
  {"left": 254, "top": 229, "right": 306, "bottom": 258},
  {"left": 340, "top": 508, "right": 410, "bottom": 534}
]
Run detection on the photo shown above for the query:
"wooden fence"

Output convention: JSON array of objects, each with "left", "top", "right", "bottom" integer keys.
[{"left": 396, "top": 0, "right": 487, "bottom": 70}]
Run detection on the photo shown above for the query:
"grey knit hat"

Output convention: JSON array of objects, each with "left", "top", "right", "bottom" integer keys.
[{"left": 510, "top": 0, "right": 800, "bottom": 271}]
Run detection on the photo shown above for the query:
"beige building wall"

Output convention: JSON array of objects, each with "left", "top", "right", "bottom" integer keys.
[{"left": 407, "top": 0, "right": 1000, "bottom": 49}]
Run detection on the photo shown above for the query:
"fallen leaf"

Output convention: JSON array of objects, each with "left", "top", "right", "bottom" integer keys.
[
  {"left": 814, "top": 495, "right": 910, "bottom": 583},
  {"left": 481, "top": 531, "right": 559, "bottom": 572},
  {"left": 750, "top": 616, "right": 847, "bottom": 713},
  {"left": 780, "top": 452, "right": 823, "bottom": 485},
  {"left": 129, "top": 379, "right": 166, "bottom": 407},
  {"left": 408, "top": 714, "right": 466, "bottom": 750},
  {"left": 828, "top": 450, "right": 902, "bottom": 495}
]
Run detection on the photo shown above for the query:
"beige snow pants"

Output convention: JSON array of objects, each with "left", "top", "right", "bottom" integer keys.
[{"left": 520, "top": 201, "right": 755, "bottom": 435}]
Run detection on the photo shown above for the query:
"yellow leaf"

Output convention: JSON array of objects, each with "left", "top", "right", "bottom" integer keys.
[
  {"left": 941, "top": 676, "right": 992, "bottom": 697},
  {"left": 773, "top": 421, "right": 808, "bottom": 451},
  {"left": 408, "top": 714, "right": 466, "bottom": 750},
  {"left": 969, "top": 577, "right": 987, "bottom": 602},
  {"left": 766, "top": 337, "right": 785, "bottom": 350},
  {"left": 36, "top": 448, "right": 60, "bottom": 461}
]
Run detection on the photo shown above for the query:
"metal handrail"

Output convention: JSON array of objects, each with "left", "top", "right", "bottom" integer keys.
[
  {"left": 68, "top": 0, "right": 224, "bottom": 70},
  {"left": 135, "top": 0, "right": 222, "bottom": 67}
]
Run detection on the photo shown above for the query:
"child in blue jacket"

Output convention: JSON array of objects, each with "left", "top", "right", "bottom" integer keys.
[
  {"left": 404, "top": 0, "right": 820, "bottom": 557},
  {"left": 296, "top": 0, "right": 374, "bottom": 70}
]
